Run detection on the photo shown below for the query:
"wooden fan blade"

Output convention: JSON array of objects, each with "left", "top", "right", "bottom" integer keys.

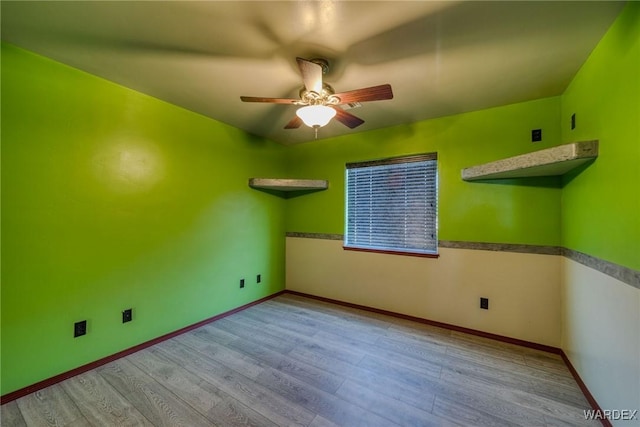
[
  {"left": 334, "top": 84, "right": 393, "bottom": 105},
  {"left": 240, "top": 96, "right": 299, "bottom": 104},
  {"left": 333, "top": 107, "right": 365, "bottom": 129},
  {"left": 296, "top": 57, "right": 323, "bottom": 94},
  {"left": 284, "top": 116, "right": 303, "bottom": 129}
]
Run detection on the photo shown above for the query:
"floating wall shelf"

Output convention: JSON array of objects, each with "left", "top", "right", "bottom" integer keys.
[
  {"left": 248, "top": 178, "right": 328, "bottom": 196},
  {"left": 462, "top": 140, "right": 599, "bottom": 181}
]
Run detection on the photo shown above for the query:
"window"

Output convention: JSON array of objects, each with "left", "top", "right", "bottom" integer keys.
[{"left": 345, "top": 153, "right": 438, "bottom": 256}]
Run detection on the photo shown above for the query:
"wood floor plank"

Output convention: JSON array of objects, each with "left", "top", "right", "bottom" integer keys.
[
  {"left": 275, "top": 294, "right": 399, "bottom": 331},
  {"left": 294, "top": 334, "right": 367, "bottom": 365},
  {"left": 444, "top": 345, "right": 578, "bottom": 388},
  {"left": 191, "top": 322, "right": 239, "bottom": 345},
  {"left": 128, "top": 348, "right": 278, "bottom": 427},
  {"left": 254, "top": 300, "right": 331, "bottom": 331},
  {"left": 254, "top": 367, "right": 400, "bottom": 427},
  {"left": 433, "top": 396, "right": 520, "bottom": 427},
  {"left": 370, "top": 335, "right": 447, "bottom": 374},
  {"left": 209, "top": 317, "right": 300, "bottom": 354},
  {"left": 155, "top": 338, "right": 315, "bottom": 426},
  {"left": 184, "top": 321, "right": 347, "bottom": 396},
  {"left": 442, "top": 360, "right": 589, "bottom": 409},
  {"left": 227, "top": 336, "right": 346, "bottom": 394},
  {"left": 449, "top": 330, "right": 559, "bottom": 360},
  {"left": 309, "top": 414, "right": 342, "bottom": 427},
  {"left": 359, "top": 354, "right": 560, "bottom": 426},
  {"left": 528, "top": 383, "right": 590, "bottom": 411},
  {"left": 97, "top": 359, "right": 212, "bottom": 427},
  {"left": 267, "top": 298, "right": 388, "bottom": 344},
  {"left": 287, "top": 345, "right": 362, "bottom": 377},
  {"left": 16, "top": 384, "right": 89, "bottom": 427},
  {"left": 523, "top": 352, "right": 575, "bottom": 377},
  {"left": 175, "top": 332, "right": 266, "bottom": 380},
  {"left": 230, "top": 312, "right": 338, "bottom": 356},
  {"left": 230, "top": 310, "right": 327, "bottom": 348},
  {"left": 0, "top": 401, "right": 27, "bottom": 427},
  {"left": 217, "top": 311, "right": 322, "bottom": 353},
  {"left": 445, "top": 337, "right": 528, "bottom": 366},
  {"left": 386, "top": 322, "right": 460, "bottom": 349},
  {"left": 312, "top": 330, "right": 380, "bottom": 359},
  {"left": 335, "top": 379, "right": 453, "bottom": 427},
  {"left": 60, "top": 370, "right": 152, "bottom": 426},
  {"left": 439, "top": 368, "right": 552, "bottom": 426},
  {"left": 241, "top": 305, "right": 322, "bottom": 337},
  {"left": 544, "top": 414, "right": 602, "bottom": 427},
  {"left": 377, "top": 330, "right": 449, "bottom": 356},
  {"left": 358, "top": 355, "right": 441, "bottom": 390},
  {"left": 288, "top": 344, "right": 437, "bottom": 413},
  {"left": 486, "top": 384, "right": 595, "bottom": 425},
  {"left": 345, "top": 364, "right": 438, "bottom": 413}
]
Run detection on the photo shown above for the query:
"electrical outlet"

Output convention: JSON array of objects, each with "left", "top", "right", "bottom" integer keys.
[
  {"left": 240, "top": 279, "right": 245, "bottom": 289},
  {"left": 74, "top": 320, "right": 87, "bottom": 337},
  {"left": 480, "top": 297, "right": 489, "bottom": 310},
  {"left": 257, "top": 274, "right": 261, "bottom": 284},
  {"left": 122, "top": 308, "right": 132, "bottom": 323},
  {"left": 531, "top": 129, "right": 542, "bottom": 142}
]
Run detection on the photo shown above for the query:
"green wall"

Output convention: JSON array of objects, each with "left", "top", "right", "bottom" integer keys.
[
  {"left": 285, "top": 97, "right": 562, "bottom": 246},
  {"left": 1, "top": 44, "right": 287, "bottom": 394},
  {"left": 560, "top": 1, "right": 640, "bottom": 271}
]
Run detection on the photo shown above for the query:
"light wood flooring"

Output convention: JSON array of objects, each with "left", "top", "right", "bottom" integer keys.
[{"left": 2, "top": 293, "right": 598, "bottom": 426}]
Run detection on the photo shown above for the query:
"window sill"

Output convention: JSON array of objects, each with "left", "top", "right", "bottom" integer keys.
[{"left": 343, "top": 246, "right": 440, "bottom": 258}]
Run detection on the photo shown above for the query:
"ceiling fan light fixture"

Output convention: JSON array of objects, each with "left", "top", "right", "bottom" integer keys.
[{"left": 296, "top": 105, "right": 336, "bottom": 128}]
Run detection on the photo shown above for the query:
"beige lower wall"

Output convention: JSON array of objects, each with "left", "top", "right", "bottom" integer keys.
[
  {"left": 286, "top": 237, "right": 562, "bottom": 347},
  {"left": 561, "top": 258, "right": 640, "bottom": 425}
]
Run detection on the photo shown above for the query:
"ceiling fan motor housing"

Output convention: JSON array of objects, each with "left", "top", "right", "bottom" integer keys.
[{"left": 299, "top": 83, "right": 339, "bottom": 106}]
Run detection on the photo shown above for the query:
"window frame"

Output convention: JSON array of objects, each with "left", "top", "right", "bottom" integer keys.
[{"left": 343, "top": 153, "right": 439, "bottom": 258}]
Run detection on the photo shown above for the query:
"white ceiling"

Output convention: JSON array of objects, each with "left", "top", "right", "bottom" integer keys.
[{"left": 1, "top": 1, "right": 625, "bottom": 145}]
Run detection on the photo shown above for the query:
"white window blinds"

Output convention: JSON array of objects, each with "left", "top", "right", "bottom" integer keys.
[{"left": 345, "top": 153, "right": 438, "bottom": 255}]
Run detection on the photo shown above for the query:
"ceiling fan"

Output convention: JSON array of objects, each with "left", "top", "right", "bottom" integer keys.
[{"left": 240, "top": 57, "right": 393, "bottom": 137}]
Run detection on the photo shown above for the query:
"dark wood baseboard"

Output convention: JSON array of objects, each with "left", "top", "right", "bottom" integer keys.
[
  {"left": 284, "top": 290, "right": 610, "bottom": 427},
  {"left": 560, "top": 351, "right": 613, "bottom": 427},
  {"left": 0, "top": 291, "right": 286, "bottom": 405}
]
